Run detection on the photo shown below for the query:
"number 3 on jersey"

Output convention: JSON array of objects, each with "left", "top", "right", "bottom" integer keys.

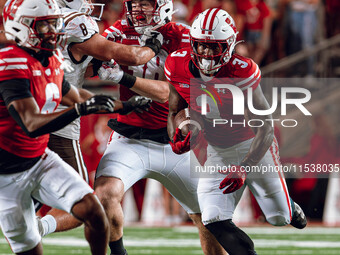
[{"left": 170, "top": 50, "right": 188, "bottom": 58}]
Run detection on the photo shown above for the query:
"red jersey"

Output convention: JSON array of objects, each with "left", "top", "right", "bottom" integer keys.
[
  {"left": 0, "top": 46, "right": 64, "bottom": 158},
  {"left": 102, "top": 21, "right": 190, "bottom": 129},
  {"left": 165, "top": 48, "right": 261, "bottom": 148}
]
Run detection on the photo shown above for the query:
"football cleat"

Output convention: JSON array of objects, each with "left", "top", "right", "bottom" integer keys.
[{"left": 290, "top": 202, "right": 307, "bottom": 229}]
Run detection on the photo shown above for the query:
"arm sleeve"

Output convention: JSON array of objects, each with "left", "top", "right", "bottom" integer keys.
[
  {"left": 8, "top": 104, "right": 79, "bottom": 138},
  {"left": 0, "top": 79, "right": 32, "bottom": 105},
  {"left": 62, "top": 76, "right": 71, "bottom": 97}
]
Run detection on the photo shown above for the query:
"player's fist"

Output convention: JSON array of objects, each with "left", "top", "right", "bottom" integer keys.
[
  {"left": 139, "top": 29, "right": 163, "bottom": 55},
  {"left": 219, "top": 165, "right": 247, "bottom": 194},
  {"left": 104, "top": 27, "right": 126, "bottom": 42},
  {"left": 170, "top": 128, "right": 191, "bottom": 154},
  {"left": 75, "top": 95, "right": 115, "bottom": 116},
  {"left": 118, "top": 96, "right": 152, "bottom": 115},
  {"left": 98, "top": 59, "right": 124, "bottom": 84}
]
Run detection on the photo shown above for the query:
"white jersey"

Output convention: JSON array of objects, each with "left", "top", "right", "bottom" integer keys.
[{"left": 52, "top": 8, "right": 99, "bottom": 140}]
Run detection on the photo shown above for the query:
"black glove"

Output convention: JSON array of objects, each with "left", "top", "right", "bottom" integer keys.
[
  {"left": 139, "top": 30, "right": 163, "bottom": 55},
  {"left": 118, "top": 96, "right": 152, "bottom": 115},
  {"left": 75, "top": 95, "right": 116, "bottom": 116}
]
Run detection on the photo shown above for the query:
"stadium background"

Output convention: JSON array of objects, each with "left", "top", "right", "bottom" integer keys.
[{"left": 1, "top": 0, "right": 340, "bottom": 254}]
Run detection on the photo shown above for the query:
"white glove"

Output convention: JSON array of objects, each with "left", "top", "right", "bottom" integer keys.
[
  {"left": 54, "top": 49, "right": 75, "bottom": 73},
  {"left": 104, "top": 27, "right": 126, "bottom": 42},
  {"left": 98, "top": 59, "right": 124, "bottom": 84},
  {"left": 60, "top": 59, "right": 75, "bottom": 73},
  {"left": 138, "top": 28, "right": 163, "bottom": 48}
]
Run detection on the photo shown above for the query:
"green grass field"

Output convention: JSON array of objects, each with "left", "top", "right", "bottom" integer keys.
[{"left": 1, "top": 225, "right": 340, "bottom": 254}]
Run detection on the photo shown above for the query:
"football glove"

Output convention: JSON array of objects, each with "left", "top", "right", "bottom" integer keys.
[
  {"left": 219, "top": 165, "right": 247, "bottom": 194},
  {"left": 104, "top": 27, "right": 126, "bottom": 42},
  {"left": 139, "top": 28, "right": 163, "bottom": 55},
  {"left": 118, "top": 96, "right": 152, "bottom": 115},
  {"left": 170, "top": 128, "right": 191, "bottom": 154},
  {"left": 75, "top": 95, "right": 116, "bottom": 116},
  {"left": 98, "top": 59, "right": 124, "bottom": 84}
]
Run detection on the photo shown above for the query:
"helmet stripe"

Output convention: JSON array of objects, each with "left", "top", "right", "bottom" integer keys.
[
  {"left": 202, "top": 8, "right": 214, "bottom": 35},
  {"left": 207, "top": 8, "right": 220, "bottom": 35}
]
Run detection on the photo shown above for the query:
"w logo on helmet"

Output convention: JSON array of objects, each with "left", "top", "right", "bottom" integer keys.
[{"left": 3, "top": 0, "right": 24, "bottom": 21}]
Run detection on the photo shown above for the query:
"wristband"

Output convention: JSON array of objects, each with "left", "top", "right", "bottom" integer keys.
[{"left": 120, "top": 72, "right": 136, "bottom": 89}]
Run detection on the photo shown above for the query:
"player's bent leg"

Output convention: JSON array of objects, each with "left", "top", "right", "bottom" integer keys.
[
  {"left": 94, "top": 176, "right": 127, "bottom": 255},
  {"left": 246, "top": 141, "right": 295, "bottom": 228},
  {"left": 37, "top": 135, "right": 88, "bottom": 236},
  {"left": 189, "top": 214, "right": 226, "bottom": 255},
  {"left": 71, "top": 193, "right": 109, "bottom": 255},
  {"left": 205, "top": 220, "right": 257, "bottom": 255},
  {"left": 44, "top": 208, "right": 82, "bottom": 233},
  {"left": 16, "top": 243, "right": 43, "bottom": 255}
]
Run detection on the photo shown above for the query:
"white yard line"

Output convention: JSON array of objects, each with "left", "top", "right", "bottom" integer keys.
[
  {"left": 1, "top": 237, "right": 339, "bottom": 248},
  {"left": 174, "top": 226, "right": 340, "bottom": 235}
]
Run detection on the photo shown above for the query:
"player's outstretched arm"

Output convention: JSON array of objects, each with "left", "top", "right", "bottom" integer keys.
[
  {"left": 61, "top": 85, "right": 94, "bottom": 106},
  {"left": 70, "top": 33, "right": 160, "bottom": 66},
  {"left": 7, "top": 94, "right": 116, "bottom": 138},
  {"left": 98, "top": 61, "right": 169, "bottom": 103},
  {"left": 242, "top": 85, "right": 274, "bottom": 166}
]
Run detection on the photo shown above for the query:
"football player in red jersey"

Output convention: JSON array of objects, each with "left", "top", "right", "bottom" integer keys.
[
  {"left": 93, "top": 1, "right": 225, "bottom": 255},
  {"left": 166, "top": 8, "right": 307, "bottom": 255},
  {"left": 0, "top": 0, "right": 151, "bottom": 254},
  {"left": 34, "top": 0, "right": 158, "bottom": 238}
]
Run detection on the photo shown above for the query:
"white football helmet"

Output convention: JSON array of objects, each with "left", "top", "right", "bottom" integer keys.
[
  {"left": 56, "top": 0, "right": 104, "bottom": 20},
  {"left": 125, "top": 0, "right": 174, "bottom": 34},
  {"left": 3, "top": 0, "right": 66, "bottom": 51},
  {"left": 190, "top": 8, "right": 239, "bottom": 75}
]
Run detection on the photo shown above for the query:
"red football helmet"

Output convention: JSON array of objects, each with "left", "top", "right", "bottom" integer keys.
[
  {"left": 124, "top": 0, "right": 174, "bottom": 34},
  {"left": 190, "top": 8, "right": 239, "bottom": 75},
  {"left": 3, "top": 0, "right": 66, "bottom": 51}
]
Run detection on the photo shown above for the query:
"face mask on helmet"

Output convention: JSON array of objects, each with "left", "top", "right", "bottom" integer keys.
[
  {"left": 191, "top": 36, "right": 236, "bottom": 75},
  {"left": 124, "top": 0, "right": 174, "bottom": 34},
  {"left": 3, "top": 0, "right": 66, "bottom": 52},
  {"left": 189, "top": 8, "right": 238, "bottom": 75},
  {"left": 56, "top": 0, "right": 104, "bottom": 20}
]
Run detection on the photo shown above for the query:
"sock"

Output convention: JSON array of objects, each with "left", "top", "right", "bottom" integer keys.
[
  {"left": 41, "top": 215, "right": 57, "bottom": 236},
  {"left": 109, "top": 237, "right": 126, "bottom": 255}
]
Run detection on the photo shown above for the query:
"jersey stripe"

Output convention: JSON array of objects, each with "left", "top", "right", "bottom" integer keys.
[
  {"left": 0, "top": 64, "right": 28, "bottom": 71},
  {"left": 237, "top": 66, "right": 261, "bottom": 91},
  {"left": 236, "top": 65, "right": 259, "bottom": 87},
  {"left": 165, "top": 73, "right": 171, "bottom": 81},
  {"left": 64, "top": 12, "right": 85, "bottom": 26},
  {"left": 0, "top": 58, "right": 27, "bottom": 63},
  {"left": 164, "top": 66, "right": 171, "bottom": 77}
]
